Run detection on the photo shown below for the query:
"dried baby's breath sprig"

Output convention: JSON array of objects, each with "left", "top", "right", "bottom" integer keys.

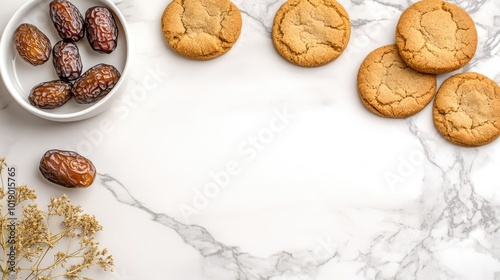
[
  {"left": 0, "top": 157, "right": 7, "bottom": 200},
  {"left": 0, "top": 158, "right": 113, "bottom": 280}
]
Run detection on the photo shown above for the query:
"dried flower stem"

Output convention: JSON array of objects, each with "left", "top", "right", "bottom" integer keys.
[{"left": 0, "top": 157, "right": 114, "bottom": 279}]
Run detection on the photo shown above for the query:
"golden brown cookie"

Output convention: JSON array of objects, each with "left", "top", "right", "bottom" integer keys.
[
  {"left": 396, "top": 0, "right": 478, "bottom": 74},
  {"left": 272, "top": 0, "right": 351, "bottom": 67},
  {"left": 433, "top": 72, "right": 500, "bottom": 147},
  {"left": 357, "top": 45, "right": 437, "bottom": 118},
  {"left": 161, "top": 0, "right": 242, "bottom": 60}
]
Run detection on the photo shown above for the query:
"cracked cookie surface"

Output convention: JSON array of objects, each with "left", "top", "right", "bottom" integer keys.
[
  {"left": 433, "top": 73, "right": 500, "bottom": 147},
  {"left": 161, "top": 0, "right": 242, "bottom": 60},
  {"left": 358, "top": 45, "right": 437, "bottom": 118},
  {"left": 396, "top": 0, "right": 477, "bottom": 74},
  {"left": 272, "top": 0, "right": 351, "bottom": 67}
]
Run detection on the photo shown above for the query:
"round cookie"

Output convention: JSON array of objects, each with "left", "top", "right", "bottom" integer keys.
[
  {"left": 161, "top": 0, "right": 242, "bottom": 60},
  {"left": 433, "top": 73, "right": 500, "bottom": 147},
  {"left": 357, "top": 45, "right": 437, "bottom": 118},
  {"left": 272, "top": 0, "right": 351, "bottom": 67},
  {"left": 396, "top": 0, "right": 478, "bottom": 74}
]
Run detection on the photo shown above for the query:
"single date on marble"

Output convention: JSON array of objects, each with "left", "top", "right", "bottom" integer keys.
[
  {"left": 39, "top": 149, "right": 96, "bottom": 188},
  {"left": 72, "top": 63, "right": 121, "bottom": 104},
  {"left": 14, "top": 23, "right": 51, "bottom": 66},
  {"left": 85, "top": 6, "right": 118, "bottom": 54},
  {"left": 52, "top": 40, "right": 83, "bottom": 81},
  {"left": 49, "top": 0, "right": 85, "bottom": 42},
  {"left": 29, "top": 80, "right": 72, "bottom": 109}
]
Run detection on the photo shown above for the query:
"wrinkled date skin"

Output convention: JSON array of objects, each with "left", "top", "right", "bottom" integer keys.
[
  {"left": 29, "top": 80, "right": 72, "bottom": 109},
  {"left": 53, "top": 40, "right": 83, "bottom": 81},
  {"left": 50, "top": 0, "right": 85, "bottom": 42},
  {"left": 85, "top": 6, "right": 118, "bottom": 54},
  {"left": 39, "top": 149, "right": 96, "bottom": 188},
  {"left": 14, "top": 23, "right": 51, "bottom": 66},
  {"left": 72, "top": 63, "right": 120, "bottom": 104}
]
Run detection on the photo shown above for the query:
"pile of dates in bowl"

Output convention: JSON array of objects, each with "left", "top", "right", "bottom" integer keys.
[{"left": 2, "top": 0, "right": 129, "bottom": 121}]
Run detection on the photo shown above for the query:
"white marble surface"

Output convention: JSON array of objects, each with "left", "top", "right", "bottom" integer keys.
[{"left": 1, "top": 0, "right": 500, "bottom": 279}]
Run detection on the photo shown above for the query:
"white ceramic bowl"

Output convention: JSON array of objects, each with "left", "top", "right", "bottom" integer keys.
[{"left": 0, "top": 0, "right": 131, "bottom": 122}]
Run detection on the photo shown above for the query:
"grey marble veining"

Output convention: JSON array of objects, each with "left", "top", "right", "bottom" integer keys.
[
  {"left": 99, "top": 143, "right": 500, "bottom": 279},
  {"left": 99, "top": 120, "right": 500, "bottom": 279},
  {"left": 358, "top": 119, "right": 500, "bottom": 279},
  {"left": 100, "top": 173, "right": 340, "bottom": 279}
]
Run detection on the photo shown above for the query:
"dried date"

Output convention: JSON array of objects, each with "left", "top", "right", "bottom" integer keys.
[
  {"left": 49, "top": 0, "right": 85, "bottom": 42},
  {"left": 29, "top": 80, "right": 72, "bottom": 109},
  {"left": 14, "top": 23, "right": 51, "bottom": 66},
  {"left": 39, "top": 149, "right": 96, "bottom": 188},
  {"left": 72, "top": 63, "right": 121, "bottom": 104},
  {"left": 53, "top": 40, "right": 83, "bottom": 81},
  {"left": 85, "top": 6, "right": 118, "bottom": 54}
]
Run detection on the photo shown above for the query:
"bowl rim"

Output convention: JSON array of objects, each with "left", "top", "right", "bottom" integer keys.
[{"left": 0, "top": 0, "right": 131, "bottom": 122}]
